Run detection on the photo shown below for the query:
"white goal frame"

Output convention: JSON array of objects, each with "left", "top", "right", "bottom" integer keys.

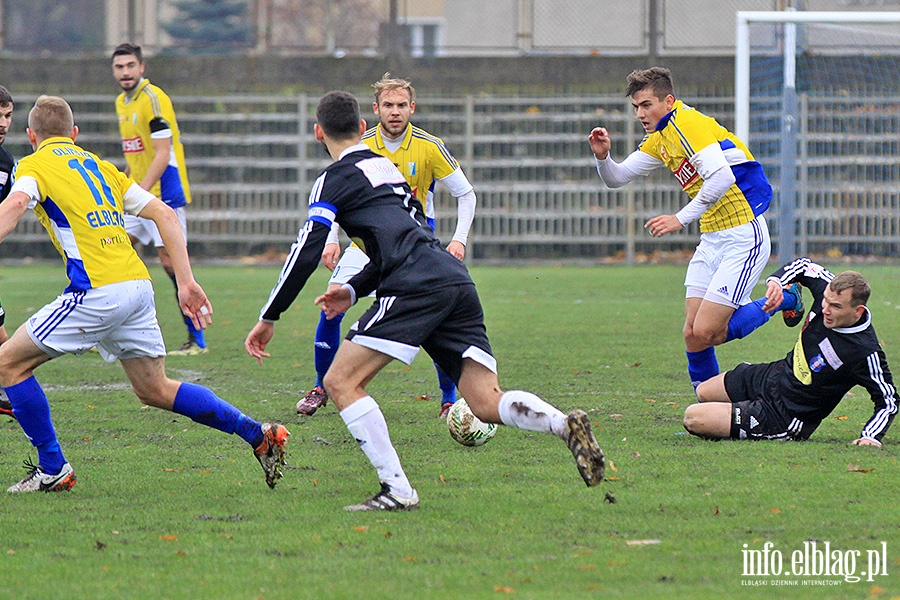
[
  {"left": 735, "top": 10, "right": 900, "bottom": 143},
  {"left": 734, "top": 10, "right": 900, "bottom": 258}
]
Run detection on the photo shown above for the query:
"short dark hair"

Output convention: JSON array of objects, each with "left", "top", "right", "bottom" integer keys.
[
  {"left": 0, "top": 85, "right": 12, "bottom": 106},
  {"left": 625, "top": 67, "right": 675, "bottom": 100},
  {"left": 112, "top": 42, "right": 143, "bottom": 63},
  {"left": 316, "top": 91, "right": 361, "bottom": 141}
]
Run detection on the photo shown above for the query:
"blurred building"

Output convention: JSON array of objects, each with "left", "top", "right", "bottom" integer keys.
[{"left": 1, "top": 0, "right": 896, "bottom": 57}]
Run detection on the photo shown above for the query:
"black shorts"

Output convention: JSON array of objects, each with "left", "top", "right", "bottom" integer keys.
[
  {"left": 724, "top": 362, "right": 809, "bottom": 440},
  {"left": 345, "top": 283, "right": 494, "bottom": 384},
  {"left": 0, "top": 298, "right": 4, "bottom": 327}
]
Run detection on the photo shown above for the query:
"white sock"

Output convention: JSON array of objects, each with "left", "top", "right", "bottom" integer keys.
[
  {"left": 340, "top": 395, "right": 414, "bottom": 498},
  {"left": 497, "top": 390, "right": 568, "bottom": 439}
]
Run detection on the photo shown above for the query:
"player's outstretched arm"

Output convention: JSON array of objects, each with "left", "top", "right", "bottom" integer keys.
[
  {"left": 138, "top": 197, "right": 212, "bottom": 330},
  {"left": 245, "top": 321, "right": 274, "bottom": 365},
  {"left": 0, "top": 191, "right": 30, "bottom": 243}
]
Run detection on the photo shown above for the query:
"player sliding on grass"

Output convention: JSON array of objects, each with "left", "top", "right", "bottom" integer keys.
[
  {"left": 0, "top": 96, "right": 289, "bottom": 493},
  {"left": 684, "top": 258, "right": 897, "bottom": 445},
  {"left": 245, "top": 91, "right": 605, "bottom": 511},
  {"left": 589, "top": 67, "right": 803, "bottom": 391}
]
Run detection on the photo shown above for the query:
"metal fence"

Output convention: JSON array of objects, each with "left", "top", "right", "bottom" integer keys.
[{"left": 3, "top": 92, "right": 898, "bottom": 262}]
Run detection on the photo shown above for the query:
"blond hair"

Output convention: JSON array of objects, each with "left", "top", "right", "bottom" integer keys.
[
  {"left": 28, "top": 95, "right": 74, "bottom": 139},
  {"left": 372, "top": 72, "right": 415, "bottom": 104}
]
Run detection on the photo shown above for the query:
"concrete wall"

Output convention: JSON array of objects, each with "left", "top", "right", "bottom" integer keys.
[{"left": 0, "top": 55, "right": 736, "bottom": 96}]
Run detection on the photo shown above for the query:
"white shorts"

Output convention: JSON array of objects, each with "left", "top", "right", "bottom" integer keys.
[
  {"left": 125, "top": 206, "right": 187, "bottom": 247},
  {"left": 328, "top": 244, "right": 370, "bottom": 286},
  {"left": 684, "top": 216, "right": 771, "bottom": 308},
  {"left": 26, "top": 279, "right": 167, "bottom": 363}
]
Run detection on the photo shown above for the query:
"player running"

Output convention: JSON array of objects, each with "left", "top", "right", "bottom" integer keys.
[
  {"left": 589, "top": 67, "right": 803, "bottom": 391},
  {"left": 0, "top": 96, "right": 288, "bottom": 493},
  {"left": 246, "top": 91, "right": 604, "bottom": 511},
  {"left": 296, "top": 74, "right": 476, "bottom": 419}
]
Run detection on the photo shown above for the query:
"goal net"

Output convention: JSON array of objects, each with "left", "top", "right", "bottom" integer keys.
[{"left": 735, "top": 11, "right": 900, "bottom": 259}]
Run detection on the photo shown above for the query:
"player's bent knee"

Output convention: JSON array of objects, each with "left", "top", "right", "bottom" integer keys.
[
  {"left": 462, "top": 393, "right": 493, "bottom": 420},
  {"left": 130, "top": 379, "right": 176, "bottom": 409},
  {"left": 683, "top": 404, "right": 709, "bottom": 436},
  {"left": 684, "top": 403, "right": 731, "bottom": 440},
  {"left": 132, "top": 386, "right": 157, "bottom": 407},
  {"left": 321, "top": 371, "right": 340, "bottom": 397},
  {"left": 695, "top": 382, "right": 713, "bottom": 402},
  {"left": 690, "top": 327, "right": 725, "bottom": 348},
  {"left": 322, "top": 370, "right": 355, "bottom": 401}
]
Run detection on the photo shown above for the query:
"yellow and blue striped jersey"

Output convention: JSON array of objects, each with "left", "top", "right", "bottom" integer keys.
[
  {"left": 639, "top": 100, "right": 771, "bottom": 233},
  {"left": 115, "top": 78, "right": 191, "bottom": 207},
  {"left": 361, "top": 124, "right": 459, "bottom": 226},
  {"left": 13, "top": 137, "right": 150, "bottom": 292}
]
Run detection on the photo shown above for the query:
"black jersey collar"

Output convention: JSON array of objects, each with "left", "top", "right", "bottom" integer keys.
[{"left": 338, "top": 143, "right": 370, "bottom": 160}]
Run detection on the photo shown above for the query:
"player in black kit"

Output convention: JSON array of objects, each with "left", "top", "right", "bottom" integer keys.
[
  {"left": 684, "top": 258, "right": 896, "bottom": 446},
  {"left": 0, "top": 85, "right": 15, "bottom": 416},
  {"left": 245, "top": 91, "right": 606, "bottom": 511}
]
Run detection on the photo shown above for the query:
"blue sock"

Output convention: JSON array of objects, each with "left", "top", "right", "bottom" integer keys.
[
  {"left": 172, "top": 382, "right": 262, "bottom": 447},
  {"left": 314, "top": 311, "right": 343, "bottom": 387},
  {"left": 777, "top": 290, "right": 798, "bottom": 312},
  {"left": 686, "top": 347, "right": 719, "bottom": 389},
  {"left": 5, "top": 376, "right": 66, "bottom": 474},
  {"left": 725, "top": 298, "right": 771, "bottom": 342},
  {"left": 185, "top": 317, "right": 207, "bottom": 348},
  {"left": 435, "top": 363, "right": 457, "bottom": 405},
  {"left": 169, "top": 271, "right": 206, "bottom": 348}
]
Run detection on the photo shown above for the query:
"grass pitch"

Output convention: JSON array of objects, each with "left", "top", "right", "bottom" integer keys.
[{"left": 0, "top": 262, "right": 898, "bottom": 599}]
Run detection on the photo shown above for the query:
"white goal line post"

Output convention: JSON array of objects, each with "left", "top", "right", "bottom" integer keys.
[{"left": 734, "top": 10, "right": 900, "bottom": 143}]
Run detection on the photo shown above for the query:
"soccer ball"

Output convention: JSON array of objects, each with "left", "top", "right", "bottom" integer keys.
[{"left": 447, "top": 398, "right": 497, "bottom": 447}]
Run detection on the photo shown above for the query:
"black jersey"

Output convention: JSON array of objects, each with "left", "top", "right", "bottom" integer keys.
[
  {"left": 764, "top": 258, "right": 897, "bottom": 442},
  {"left": 260, "top": 145, "right": 472, "bottom": 321},
  {"left": 0, "top": 145, "right": 14, "bottom": 201}
]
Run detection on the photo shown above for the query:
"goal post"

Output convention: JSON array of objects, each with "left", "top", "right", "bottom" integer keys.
[
  {"left": 734, "top": 10, "right": 900, "bottom": 260},
  {"left": 735, "top": 10, "right": 900, "bottom": 142}
]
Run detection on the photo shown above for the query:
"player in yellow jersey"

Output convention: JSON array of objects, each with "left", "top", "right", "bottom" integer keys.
[
  {"left": 589, "top": 67, "right": 803, "bottom": 391},
  {"left": 0, "top": 96, "right": 288, "bottom": 493},
  {"left": 296, "top": 74, "right": 476, "bottom": 418},
  {"left": 112, "top": 43, "right": 207, "bottom": 356}
]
